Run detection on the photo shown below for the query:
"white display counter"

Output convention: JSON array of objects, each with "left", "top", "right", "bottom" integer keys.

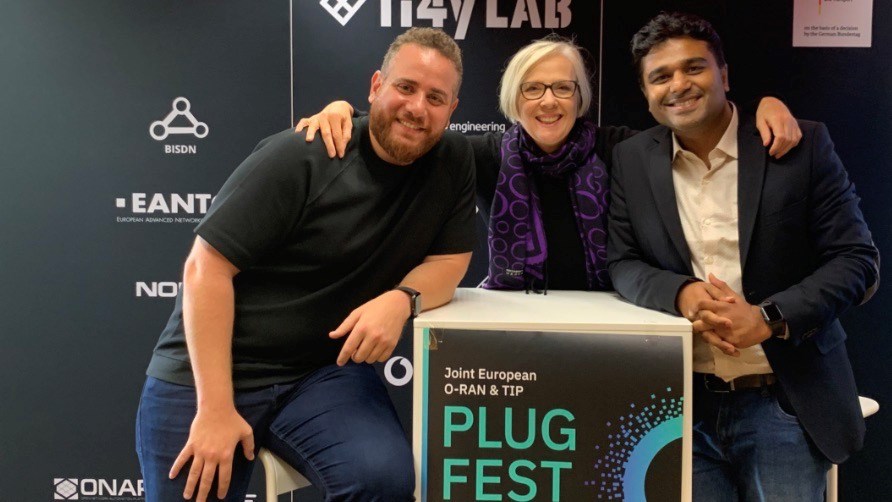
[{"left": 412, "top": 288, "right": 693, "bottom": 501}]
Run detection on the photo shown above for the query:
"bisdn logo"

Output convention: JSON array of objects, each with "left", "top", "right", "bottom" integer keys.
[
  {"left": 54, "top": 478, "right": 144, "bottom": 500},
  {"left": 319, "top": 0, "right": 572, "bottom": 39},
  {"left": 150, "top": 97, "right": 207, "bottom": 154}
]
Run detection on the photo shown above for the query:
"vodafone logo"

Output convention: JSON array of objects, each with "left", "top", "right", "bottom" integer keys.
[{"left": 384, "top": 356, "right": 413, "bottom": 386}]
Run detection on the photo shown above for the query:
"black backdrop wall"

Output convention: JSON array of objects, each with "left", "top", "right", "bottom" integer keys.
[
  {"left": 2, "top": 1, "right": 293, "bottom": 500},
  {"left": 1, "top": 1, "right": 888, "bottom": 501}
]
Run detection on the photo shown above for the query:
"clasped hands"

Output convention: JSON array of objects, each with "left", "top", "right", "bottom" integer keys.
[{"left": 677, "top": 274, "right": 773, "bottom": 357}]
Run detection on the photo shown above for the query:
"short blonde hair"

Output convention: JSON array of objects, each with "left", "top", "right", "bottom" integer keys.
[{"left": 498, "top": 36, "right": 592, "bottom": 123}]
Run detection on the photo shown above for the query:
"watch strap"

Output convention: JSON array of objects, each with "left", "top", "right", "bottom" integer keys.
[{"left": 393, "top": 286, "right": 421, "bottom": 319}]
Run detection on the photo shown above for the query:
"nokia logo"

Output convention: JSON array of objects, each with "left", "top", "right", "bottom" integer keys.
[{"left": 135, "top": 281, "right": 183, "bottom": 298}]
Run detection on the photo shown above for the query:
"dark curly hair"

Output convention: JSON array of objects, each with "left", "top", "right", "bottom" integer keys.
[{"left": 631, "top": 12, "right": 726, "bottom": 84}]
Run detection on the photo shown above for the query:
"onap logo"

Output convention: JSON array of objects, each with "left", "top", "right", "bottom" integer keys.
[
  {"left": 150, "top": 97, "right": 207, "bottom": 155},
  {"left": 54, "top": 478, "right": 144, "bottom": 500},
  {"left": 384, "top": 356, "right": 414, "bottom": 386},
  {"left": 320, "top": 0, "right": 572, "bottom": 40},
  {"left": 320, "top": 0, "right": 367, "bottom": 26},
  {"left": 54, "top": 479, "right": 78, "bottom": 500},
  {"left": 136, "top": 281, "right": 183, "bottom": 298},
  {"left": 114, "top": 193, "right": 213, "bottom": 224}
]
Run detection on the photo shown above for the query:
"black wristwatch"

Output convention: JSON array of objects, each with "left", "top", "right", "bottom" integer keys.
[
  {"left": 393, "top": 286, "right": 421, "bottom": 319},
  {"left": 759, "top": 301, "right": 788, "bottom": 340}
]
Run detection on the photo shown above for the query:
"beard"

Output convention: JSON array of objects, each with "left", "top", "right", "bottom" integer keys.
[{"left": 369, "top": 104, "right": 443, "bottom": 165}]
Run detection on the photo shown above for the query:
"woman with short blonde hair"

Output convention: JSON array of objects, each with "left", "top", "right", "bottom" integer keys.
[{"left": 498, "top": 36, "right": 592, "bottom": 123}]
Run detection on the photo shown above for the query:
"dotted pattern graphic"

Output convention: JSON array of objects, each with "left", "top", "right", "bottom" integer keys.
[{"left": 585, "top": 388, "right": 684, "bottom": 500}]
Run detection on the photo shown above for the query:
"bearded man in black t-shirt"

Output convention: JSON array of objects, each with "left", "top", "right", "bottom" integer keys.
[{"left": 136, "top": 28, "right": 475, "bottom": 502}]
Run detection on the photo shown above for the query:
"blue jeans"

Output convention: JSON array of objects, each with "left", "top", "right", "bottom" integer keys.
[
  {"left": 136, "top": 363, "right": 414, "bottom": 501},
  {"left": 692, "top": 374, "right": 830, "bottom": 501}
]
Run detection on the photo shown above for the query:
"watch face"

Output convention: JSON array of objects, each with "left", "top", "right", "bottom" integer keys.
[
  {"left": 761, "top": 303, "right": 783, "bottom": 322},
  {"left": 412, "top": 295, "right": 422, "bottom": 316}
]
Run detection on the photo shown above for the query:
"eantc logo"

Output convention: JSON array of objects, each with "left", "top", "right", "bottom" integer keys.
[
  {"left": 54, "top": 478, "right": 144, "bottom": 500},
  {"left": 114, "top": 193, "right": 213, "bottom": 224}
]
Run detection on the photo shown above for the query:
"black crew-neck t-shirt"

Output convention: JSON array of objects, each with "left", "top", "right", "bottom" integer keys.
[{"left": 148, "top": 117, "right": 476, "bottom": 388}]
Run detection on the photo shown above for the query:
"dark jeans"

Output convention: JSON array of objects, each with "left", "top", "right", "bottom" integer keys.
[
  {"left": 136, "top": 363, "right": 414, "bottom": 501},
  {"left": 692, "top": 374, "right": 830, "bottom": 501}
]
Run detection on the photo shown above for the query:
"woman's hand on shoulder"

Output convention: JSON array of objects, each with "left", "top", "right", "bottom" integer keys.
[
  {"left": 294, "top": 100, "right": 355, "bottom": 158},
  {"left": 755, "top": 97, "right": 803, "bottom": 159}
]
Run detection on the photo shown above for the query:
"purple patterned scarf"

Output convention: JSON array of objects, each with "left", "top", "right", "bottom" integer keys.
[{"left": 482, "top": 118, "right": 611, "bottom": 290}]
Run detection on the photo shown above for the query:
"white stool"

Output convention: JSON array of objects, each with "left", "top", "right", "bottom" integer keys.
[
  {"left": 825, "top": 396, "right": 879, "bottom": 502},
  {"left": 258, "top": 448, "right": 312, "bottom": 502}
]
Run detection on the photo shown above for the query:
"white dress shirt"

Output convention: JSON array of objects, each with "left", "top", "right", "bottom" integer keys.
[{"left": 671, "top": 105, "right": 773, "bottom": 381}]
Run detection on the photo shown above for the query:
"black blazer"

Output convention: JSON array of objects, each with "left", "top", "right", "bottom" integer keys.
[{"left": 607, "top": 113, "right": 879, "bottom": 463}]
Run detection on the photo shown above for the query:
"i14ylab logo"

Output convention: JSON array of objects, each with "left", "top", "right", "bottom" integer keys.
[
  {"left": 317, "top": 0, "right": 572, "bottom": 40},
  {"left": 149, "top": 97, "right": 207, "bottom": 155},
  {"left": 320, "top": 0, "right": 367, "bottom": 26}
]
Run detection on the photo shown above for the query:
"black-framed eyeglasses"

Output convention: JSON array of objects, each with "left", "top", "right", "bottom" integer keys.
[{"left": 519, "top": 80, "right": 579, "bottom": 100}]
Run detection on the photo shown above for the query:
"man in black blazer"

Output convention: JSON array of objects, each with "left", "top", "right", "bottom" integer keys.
[{"left": 608, "top": 12, "right": 879, "bottom": 500}]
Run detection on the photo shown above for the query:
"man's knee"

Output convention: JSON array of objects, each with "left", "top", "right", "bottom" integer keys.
[
  {"left": 331, "top": 443, "right": 415, "bottom": 501},
  {"left": 352, "top": 459, "right": 414, "bottom": 500}
]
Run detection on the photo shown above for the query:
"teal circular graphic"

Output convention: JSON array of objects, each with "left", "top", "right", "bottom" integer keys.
[
  {"left": 589, "top": 388, "right": 683, "bottom": 500},
  {"left": 622, "top": 416, "right": 683, "bottom": 500}
]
